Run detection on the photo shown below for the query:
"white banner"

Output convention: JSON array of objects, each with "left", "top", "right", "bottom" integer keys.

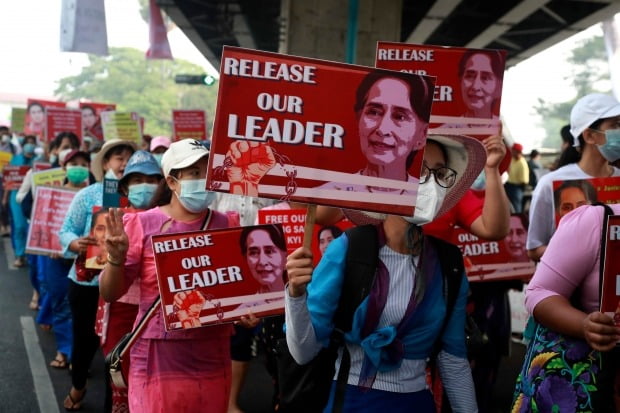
[{"left": 60, "top": 0, "right": 108, "bottom": 56}]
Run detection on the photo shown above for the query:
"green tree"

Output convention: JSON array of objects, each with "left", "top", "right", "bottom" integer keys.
[
  {"left": 55, "top": 47, "right": 217, "bottom": 137},
  {"left": 535, "top": 35, "right": 610, "bottom": 149}
]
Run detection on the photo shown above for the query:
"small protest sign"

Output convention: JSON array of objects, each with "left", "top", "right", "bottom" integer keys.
[
  {"left": 26, "top": 186, "right": 77, "bottom": 255},
  {"left": 32, "top": 168, "right": 67, "bottom": 190},
  {"left": 0, "top": 152, "right": 13, "bottom": 173},
  {"left": 11, "top": 108, "right": 26, "bottom": 133},
  {"left": 101, "top": 111, "right": 142, "bottom": 145},
  {"left": 153, "top": 224, "right": 287, "bottom": 331},
  {"left": 25, "top": 99, "right": 66, "bottom": 141},
  {"left": 2, "top": 165, "right": 30, "bottom": 191},
  {"left": 552, "top": 176, "right": 620, "bottom": 226},
  {"left": 45, "top": 108, "right": 82, "bottom": 142},
  {"left": 600, "top": 215, "right": 620, "bottom": 327},
  {"left": 102, "top": 177, "right": 128, "bottom": 208},
  {"left": 207, "top": 46, "right": 437, "bottom": 216},
  {"left": 80, "top": 102, "right": 116, "bottom": 142},
  {"left": 172, "top": 110, "right": 208, "bottom": 141}
]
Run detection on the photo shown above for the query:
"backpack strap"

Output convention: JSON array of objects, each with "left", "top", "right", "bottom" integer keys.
[
  {"left": 330, "top": 224, "right": 379, "bottom": 413},
  {"left": 594, "top": 202, "right": 614, "bottom": 297},
  {"left": 427, "top": 235, "right": 465, "bottom": 362}
]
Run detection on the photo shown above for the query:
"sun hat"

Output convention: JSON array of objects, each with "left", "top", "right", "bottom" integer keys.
[
  {"left": 150, "top": 135, "right": 171, "bottom": 152},
  {"left": 118, "top": 150, "right": 163, "bottom": 190},
  {"left": 344, "top": 134, "right": 487, "bottom": 226},
  {"left": 91, "top": 139, "right": 138, "bottom": 181},
  {"left": 570, "top": 93, "right": 620, "bottom": 146},
  {"left": 161, "top": 138, "right": 210, "bottom": 178},
  {"left": 61, "top": 149, "right": 91, "bottom": 166}
]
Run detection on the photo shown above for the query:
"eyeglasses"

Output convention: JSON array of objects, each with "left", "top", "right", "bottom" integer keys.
[{"left": 420, "top": 164, "right": 457, "bottom": 188}]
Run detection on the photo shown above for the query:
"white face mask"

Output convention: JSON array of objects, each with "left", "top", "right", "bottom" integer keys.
[
  {"left": 405, "top": 176, "right": 447, "bottom": 225},
  {"left": 105, "top": 169, "right": 120, "bottom": 180}
]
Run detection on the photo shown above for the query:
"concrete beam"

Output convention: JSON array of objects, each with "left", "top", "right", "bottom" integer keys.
[{"left": 405, "top": 0, "right": 460, "bottom": 44}]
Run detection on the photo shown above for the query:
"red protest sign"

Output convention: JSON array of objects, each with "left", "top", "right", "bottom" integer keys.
[
  {"left": 552, "top": 176, "right": 620, "bottom": 226},
  {"left": 25, "top": 99, "right": 66, "bottom": 141},
  {"left": 257, "top": 207, "right": 353, "bottom": 264},
  {"left": 600, "top": 215, "right": 620, "bottom": 325},
  {"left": 45, "top": 107, "right": 82, "bottom": 143},
  {"left": 207, "top": 46, "right": 437, "bottom": 216},
  {"left": 172, "top": 110, "right": 208, "bottom": 141},
  {"left": 153, "top": 224, "right": 286, "bottom": 331},
  {"left": 80, "top": 102, "right": 116, "bottom": 142},
  {"left": 452, "top": 214, "right": 535, "bottom": 282},
  {"left": 26, "top": 186, "right": 77, "bottom": 255},
  {"left": 2, "top": 165, "right": 30, "bottom": 190}
]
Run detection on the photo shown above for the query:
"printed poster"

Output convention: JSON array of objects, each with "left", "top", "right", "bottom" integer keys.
[
  {"left": 0, "top": 152, "right": 13, "bottom": 173},
  {"left": 102, "top": 177, "right": 128, "bottom": 208},
  {"left": 2, "top": 165, "right": 30, "bottom": 191},
  {"left": 172, "top": 110, "right": 208, "bottom": 141},
  {"left": 26, "top": 186, "right": 77, "bottom": 255},
  {"left": 207, "top": 46, "right": 437, "bottom": 216},
  {"left": 257, "top": 208, "right": 353, "bottom": 264},
  {"left": 80, "top": 102, "right": 116, "bottom": 142},
  {"left": 552, "top": 176, "right": 620, "bottom": 225},
  {"left": 100, "top": 111, "right": 142, "bottom": 145},
  {"left": 32, "top": 168, "right": 67, "bottom": 190},
  {"left": 85, "top": 206, "right": 109, "bottom": 269},
  {"left": 45, "top": 108, "right": 82, "bottom": 142},
  {"left": 11, "top": 108, "right": 26, "bottom": 133},
  {"left": 451, "top": 214, "right": 535, "bottom": 282},
  {"left": 600, "top": 215, "right": 620, "bottom": 325},
  {"left": 25, "top": 99, "right": 66, "bottom": 141},
  {"left": 153, "top": 224, "right": 287, "bottom": 331}
]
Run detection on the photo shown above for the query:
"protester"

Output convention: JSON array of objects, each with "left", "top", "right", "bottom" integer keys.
[
  {"left": 527, "top": 93, "right": 620, "bottom": 261},
  {"left": 550, "top": 125, "right": 580, "bottom": 171},
  {"left": 286, "top": 134, "right": 485, "bottom": 412},
  {"left": 504, "top": 142, "right": 529, "bottom": 213},
  {"left": 527, "top": 149, "right": 541, "bottom": 189},
  {"left": 100, "top": 139, "right": 233, "bottom": 413},
  {"left": 149, "top": 135, "right": 171, "bottom": 167},
  {"left": 0, "top": 126, "right": 14, "bottom": 237},
  {"left": 59, "top": 139, "right": 135, "bottom": 411},
  {"left": 517, "top": 203, "right": 620, "bottom": 411}
]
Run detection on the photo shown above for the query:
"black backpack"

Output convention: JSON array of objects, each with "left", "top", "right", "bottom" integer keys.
[{"left": 277, "top": 224, "right": 466, "bottom": 413}]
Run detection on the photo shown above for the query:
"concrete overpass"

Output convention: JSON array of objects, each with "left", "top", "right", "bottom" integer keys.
[{"left": 156, "top": 0, "right": 620, "bottom": 69}]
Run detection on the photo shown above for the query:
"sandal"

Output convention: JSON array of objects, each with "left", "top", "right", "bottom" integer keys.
[
  {"left": 64, "top": 388, "right": 86, "bottom": 411},
  {"left": 50, "top": 355, "right": 68, "bottom": 369},
  {"left": 29, "top": 298, "right": 39, "bottom": 311}
]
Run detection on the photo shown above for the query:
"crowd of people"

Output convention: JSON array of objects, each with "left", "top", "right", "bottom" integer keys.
[{"left": 2, "top": 91, "right": 620, "bottom": 413}]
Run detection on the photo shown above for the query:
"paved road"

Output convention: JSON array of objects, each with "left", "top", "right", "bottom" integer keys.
[{"left": 0, "top": 235, "right": 523, "bottom": 412}]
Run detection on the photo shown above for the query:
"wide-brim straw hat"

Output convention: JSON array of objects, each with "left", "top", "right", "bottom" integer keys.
[{"left": 92, "top": 139, "right": 138, "bottom": 181}]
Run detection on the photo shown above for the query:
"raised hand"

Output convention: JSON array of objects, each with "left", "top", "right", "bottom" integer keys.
[
  {"left": 482, "top": 134, "right": 506, "bottom": 170},
  {"left": 174, "top": 290, "right": 206, "bottom": 329},
  {"left": 105, "top": 208, "right": 128, "bottom": 263},
  {"left": 286, "top": 247, "right": 314, "bottom": 298},
  {"left": 226, "top": 141, "right": 276, "bottom": 196}
]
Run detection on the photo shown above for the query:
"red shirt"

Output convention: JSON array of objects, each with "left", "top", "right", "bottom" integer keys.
[{"left": 423, "top": 189, "right": 484, "bottom": 242}]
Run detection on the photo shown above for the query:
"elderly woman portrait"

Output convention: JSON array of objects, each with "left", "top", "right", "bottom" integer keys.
[{"left": 458, "top": 50, "right": 504, "bottom": 120}]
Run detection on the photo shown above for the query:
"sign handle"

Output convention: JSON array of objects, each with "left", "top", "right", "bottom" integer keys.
[{"left": 303, "top": 204, "right": 317, "bottom": 250}]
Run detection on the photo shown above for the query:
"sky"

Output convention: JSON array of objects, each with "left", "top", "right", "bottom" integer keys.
[{"left": 0, "top": 0, "right": 614, "bottom": 152}]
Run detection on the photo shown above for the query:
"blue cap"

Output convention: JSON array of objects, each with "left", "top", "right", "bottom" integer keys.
[{"left": 118, "top": 150, "right": 162, "bottom": 189}]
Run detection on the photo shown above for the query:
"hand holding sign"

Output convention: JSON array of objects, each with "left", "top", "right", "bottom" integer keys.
[
  {"left": 482, "top": 134, "right": 506, "bottom": 169},
  {"left": 105, "top": 208, "right": 128, "bottom": 262},
  {"left": 227, "top": 141, "right": 276, "bottom": 196},
  {"left": 582, "top": 311, "right": 620, "bottom": 352},
  {"left": 286, "top": 246, "right": 314, "bottom": 298},
  {"left": 174, "top": 290, "right": 206, "bottom": 329}
]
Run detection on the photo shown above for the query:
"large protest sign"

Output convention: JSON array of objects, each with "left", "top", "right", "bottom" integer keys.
[
  {"left": 376, "top": 43, "right": 506, "bottom": 136},
  {"left": 172, "top": 110, "right": 208, "bottom": 141},
  {"left": 3, "top": 165, "right": 30, "bottom": 191},
  {"left": 552, "top": 176, "right": 620, "bottom": 225},
  {"left": 101, "top": 111, "right": 142, "bottom": 144},
  {"left": 600, "top": 215, "right": 620, "bottom": 326},
  {"left": 451, "top": 214, "right": 535, "bottom": 282},
  {"left": 25, "top": 99, "right": 66, "bottom": 141},
  {"left": 26, "top": 186, "right": 77, "bottom": 255},
  {"left": 257, "top": 208, "right": 353, "bottom": 263},
  {"left": 45, "top": 108, "right": 82, "bottom": 142},
  {"left": 207, "top": 46, "right": 437, "bottom": 216},
  {"left": 153, "top": 224, "right": 287, "bottom": 331}
]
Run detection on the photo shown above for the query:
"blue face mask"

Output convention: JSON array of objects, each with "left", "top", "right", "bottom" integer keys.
[
  {"left": 597, "top": 129, "right": 620, "bottom": 162},
  {"left": 471, "top": 171, "right": 486, "bottom": 191},
  {"left": 174, "top": 178, "right": 216, "bottom": 213},
  {"left": 128, "top": 183, "right": 158, "bottom": 209},
  {"left": 152, "top": 153, "right": 163, "bottom": 167},
  {"left": 23, "top": 143, "right": 36, "bottom": 155}
]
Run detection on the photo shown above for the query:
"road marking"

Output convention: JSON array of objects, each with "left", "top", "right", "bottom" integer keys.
[
  {"left": 20, "top": 316, "right": 59, "bottom": 413},
  {"left": 3, "top": 237, "right": 17, "bottom": 270}
]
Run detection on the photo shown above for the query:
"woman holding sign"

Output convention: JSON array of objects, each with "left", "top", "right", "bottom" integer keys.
[
  {"left": 100, "top": 139, "right": 233, "bottom": 413},
  {"left": 285, "top": 134, "right": 485, "bottom": 412}
]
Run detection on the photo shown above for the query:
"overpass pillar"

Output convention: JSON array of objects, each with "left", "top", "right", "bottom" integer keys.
[{"left": 279, "top": 0, "right": 402, "bottom": 66}]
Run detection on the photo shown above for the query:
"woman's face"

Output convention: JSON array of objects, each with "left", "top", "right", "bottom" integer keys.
[
  {"left": 318, "top": 229, "right": 335, "bottom": 255},
  {"left": 93, "top": 213, "right": 107, "bottom": 246},
  {"left": 245, "top": 229, "right": 286, "bottom": 286},
  {"left": 358, "top": 77, "right": 425, "bottom": 168},
  {"left": 461, "top": 54, "right": 499, "bottom": 114},
  {"left": 506, "top": 216, "right": 527, "bottom": 259},
  {"left": 558, "top": 187, "right": 588, "bottom": 217},
  {"left": 29, "top": 105, "right": 44, "bottom": 124},
  {"left": 82, "top": 108, "right": 97, "bottom": 129}
]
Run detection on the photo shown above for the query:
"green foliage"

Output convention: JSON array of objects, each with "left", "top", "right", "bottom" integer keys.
[
  {"left": 535, "top": 35, "right": 611, "bottom": 149},
  {"left": 55, "top": 47, "right": 218, "bottom": 137}
]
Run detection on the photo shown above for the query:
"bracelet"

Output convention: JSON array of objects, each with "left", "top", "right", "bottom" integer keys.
[{"left": 106, "top": 253, "right": 124, "bottom": 267}]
